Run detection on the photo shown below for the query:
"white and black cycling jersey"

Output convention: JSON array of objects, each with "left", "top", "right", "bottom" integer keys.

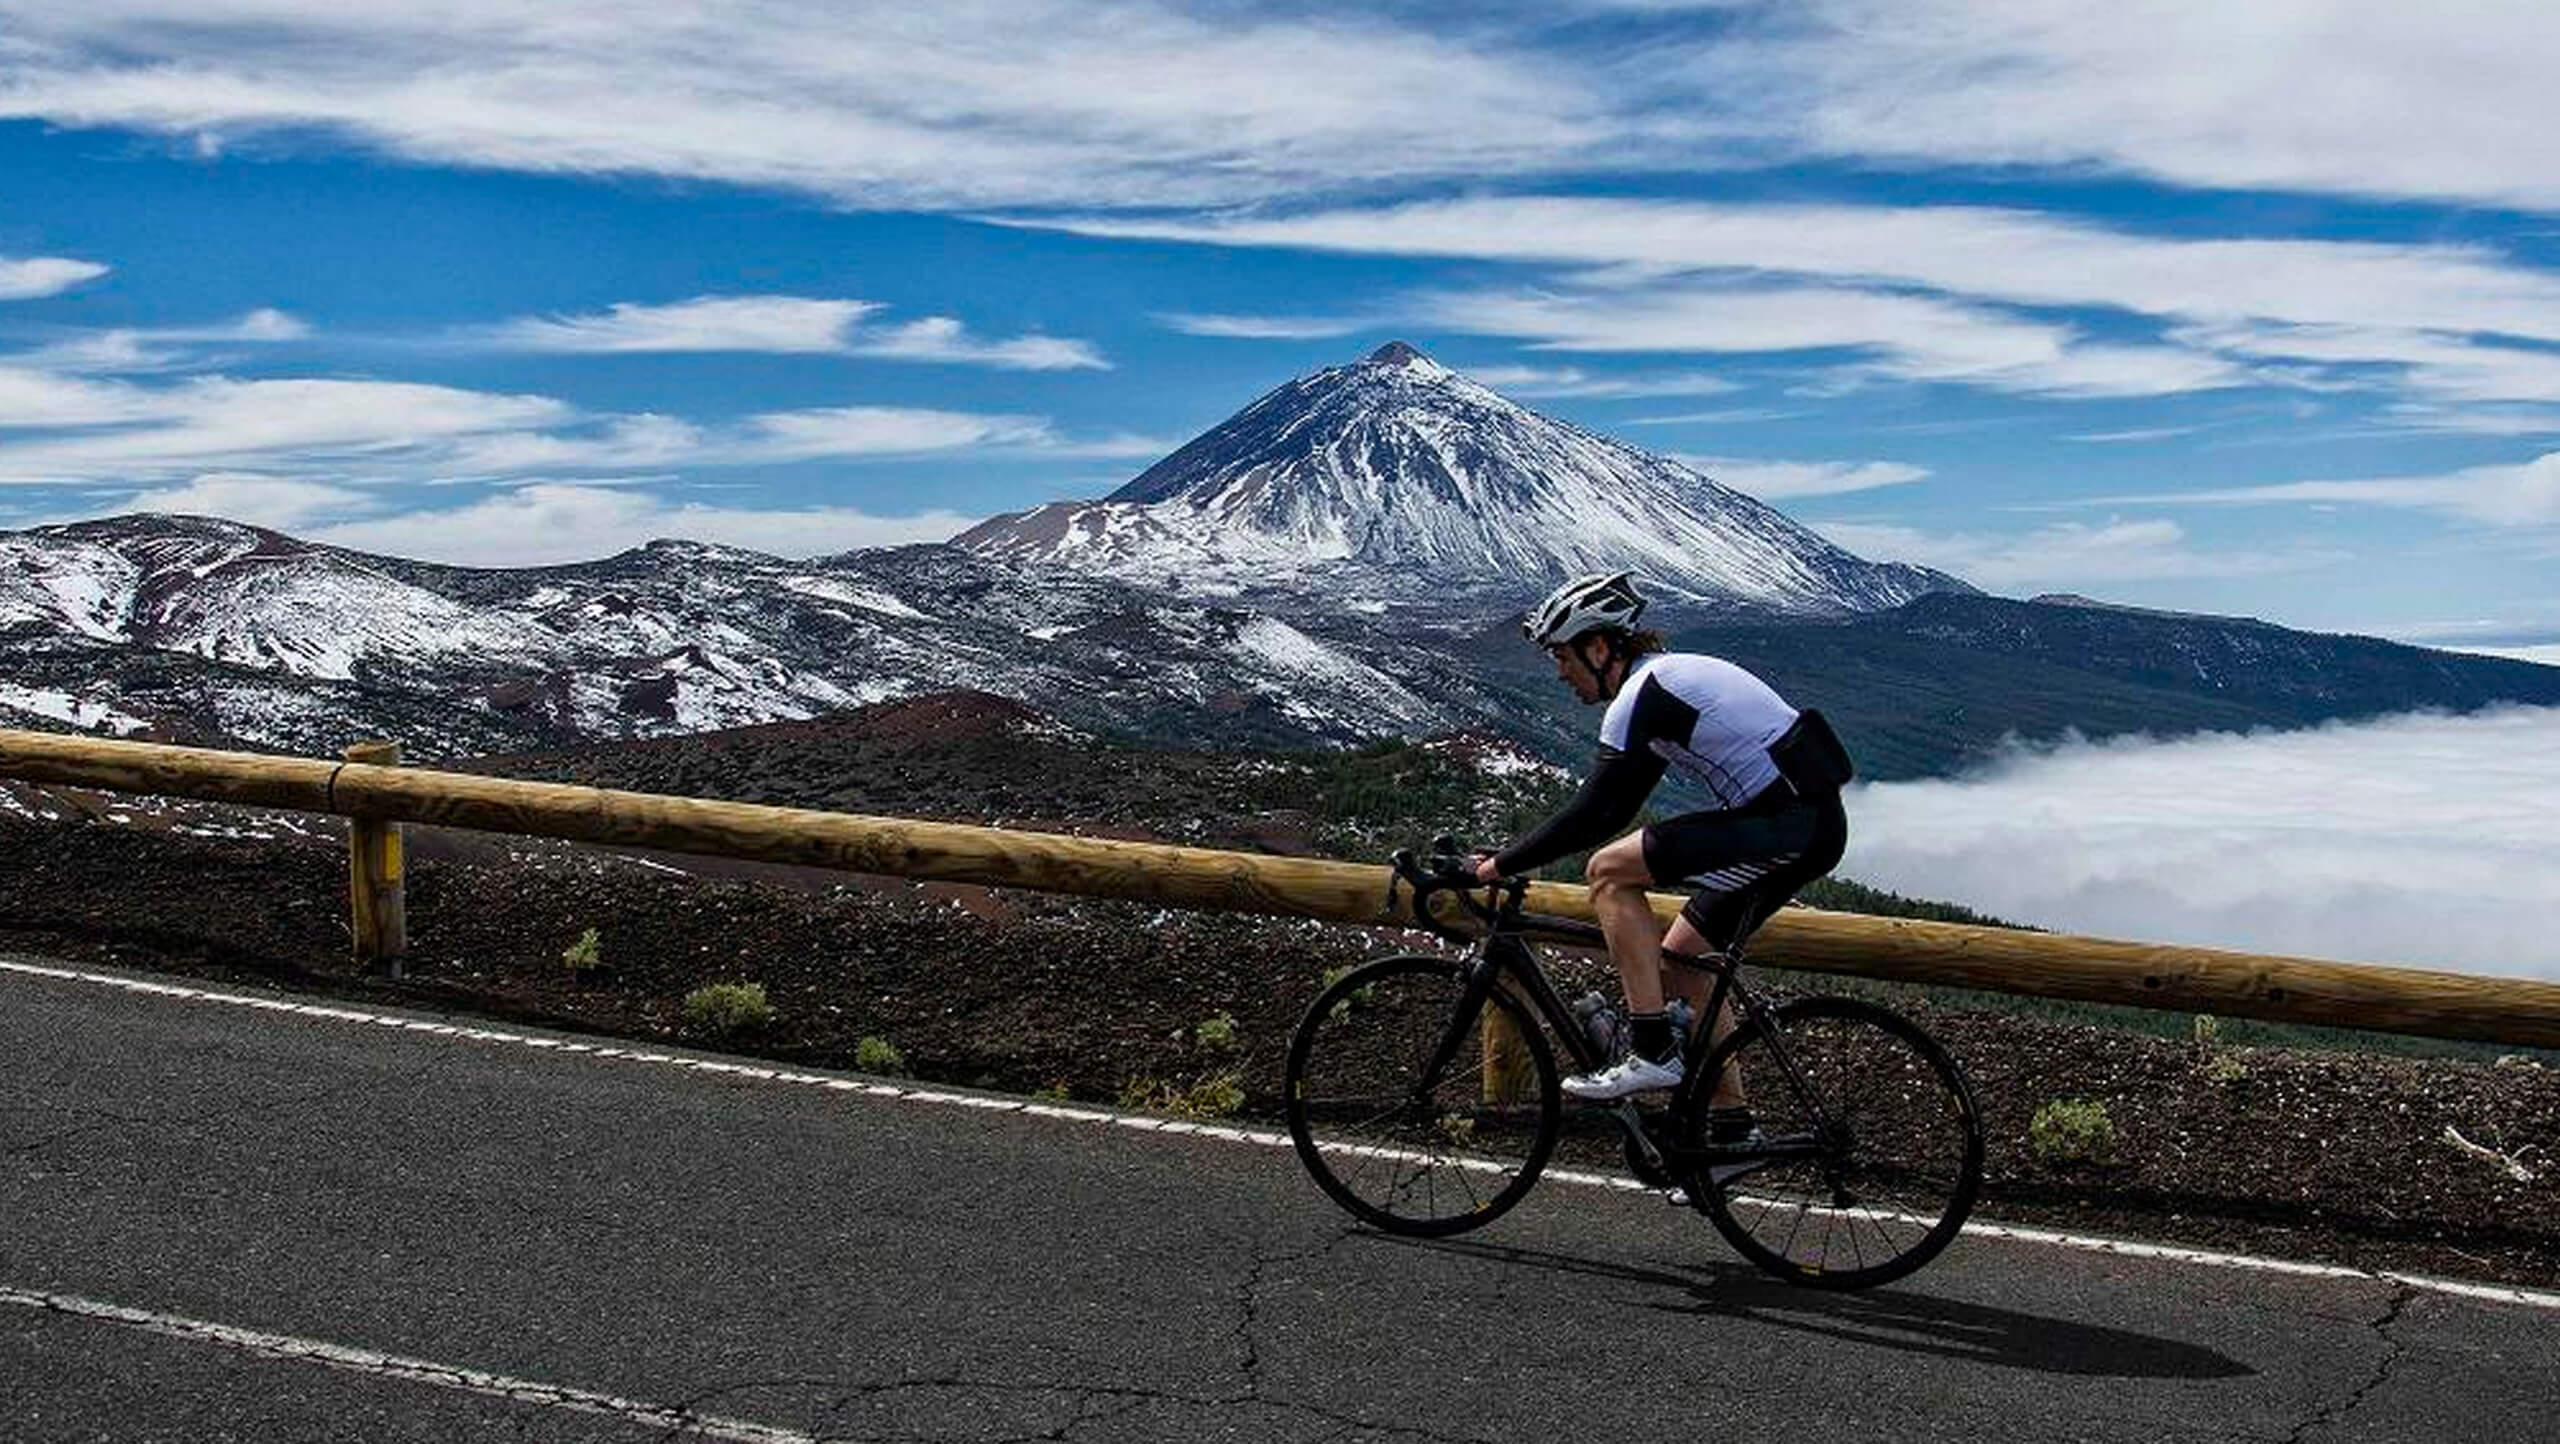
[{"left": 1493, "top": 652, "right": 1801, "bottom": 877}]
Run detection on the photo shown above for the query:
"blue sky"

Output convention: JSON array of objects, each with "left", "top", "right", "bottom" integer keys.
[{"left": 4, "top": 0, "right": 2560, "bottom": 653}]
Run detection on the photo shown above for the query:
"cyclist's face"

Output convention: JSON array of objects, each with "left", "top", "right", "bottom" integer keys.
[{"left": 1548, "top": 638, "right": 1609, "bottom": 703}]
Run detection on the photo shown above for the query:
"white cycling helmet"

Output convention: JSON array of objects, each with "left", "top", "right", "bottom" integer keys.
[{"left": 1523, "top": 571, "right": 1647, "bottom": 647}]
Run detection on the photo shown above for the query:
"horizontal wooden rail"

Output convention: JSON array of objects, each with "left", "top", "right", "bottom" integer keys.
[{"left": 5, "top": 727, "right": 2559, "bottom": 1049}]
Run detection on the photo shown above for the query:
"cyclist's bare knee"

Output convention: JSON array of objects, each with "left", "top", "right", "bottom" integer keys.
[{"left": 1585, "top": 834, "right": 1651, "bottom": 896}]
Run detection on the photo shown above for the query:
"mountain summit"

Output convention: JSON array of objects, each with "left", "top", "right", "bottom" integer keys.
[{"left": 960, "top": 342, "right": 1964, "bottom": 614}]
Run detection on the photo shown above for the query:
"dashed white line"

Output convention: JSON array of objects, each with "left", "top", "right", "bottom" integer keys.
[
  {"left": 0, "top": 1283, "right": 818, "bottom": 1444},
  {"left": 7, "top": 955, "right": 2558, "bottom": 1315}
]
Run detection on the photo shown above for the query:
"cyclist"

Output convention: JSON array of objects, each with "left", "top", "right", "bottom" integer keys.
[{"left": 1472, "top": 571, "right": 1852, "bottom": 1109}]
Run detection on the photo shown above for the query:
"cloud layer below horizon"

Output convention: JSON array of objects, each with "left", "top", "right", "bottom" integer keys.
[{"left": 1842, "top": 705, "right": 2560, "bottom": 981}]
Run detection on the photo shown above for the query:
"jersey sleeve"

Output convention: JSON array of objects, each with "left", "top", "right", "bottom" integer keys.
[{"left": 1491, "top": 744, "right": 1668, "bottom": 876}]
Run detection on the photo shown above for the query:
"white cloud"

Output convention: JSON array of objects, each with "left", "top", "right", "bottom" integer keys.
[
  {"left": 1467, "top": 365, "right": 1741, "bottom": 400},
  {"left": 115, "top": 473, "right": 377, "bottom": 531},
  {"left": 2451, "top": 643, "right": 2560, "bottom": 668},
  {"left": 303, "top": 482, "right": 977, "bottom": 567},
  {"left": 1812, "top": 516, "right": 2346, "bottom": 590},
  {"left": 1720, "top": 1, "right": 2560, "bottom": 213},
  {"left": 2102, "top": 453, "right": 2560, "bottom": 529},
  {"left": 0, "top": 255, "right": 107, "bottom": 300},
  {"left": 1675, "top": 456, "right": 1926, "bottom": 499},
  {"left": 8, "top": 309, "right": 313, "bottom": 375},
  {"left": 1843, "top": 706, "right": 2560, "bottom": 979},
  {"left": 490, "top": 296, "right": 879, "bottom": 354},
  {"left": 488, "top": 295, "right": 1105, "bottom": 369},
  {"left": 0, "top": 1, "right": 1635, "bottom": 209},
  {"left": 1039, "top": 198, "right": 2560, "bottom": 346},
  {"left": 0, "top": 359, "right": 1143, "bottom": 485},
  {"left": 1417, "top": 283, "right": 2251, "bottom": 398},
  {"left": 0, "top": 376, "right": 569, "bottom": 482},
  {"left": 2176, "top": 321, "right": 2560, "bottom": 407},
  {"left": 1158, "top": 313, "right": 1371, "bottom": 341}
]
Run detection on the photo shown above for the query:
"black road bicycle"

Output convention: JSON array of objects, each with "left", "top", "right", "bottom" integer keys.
[{"left": 1283, "top": 842, "right": 1985, "bottom": 1290}]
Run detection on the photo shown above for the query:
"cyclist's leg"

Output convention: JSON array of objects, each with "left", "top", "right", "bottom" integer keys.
[
  {"left": 1646, "top": 793, "right": 1848, "bottom": 1111},
  {"left": 1584, "top": 830, "right": 1670, "bottom": 1017}
]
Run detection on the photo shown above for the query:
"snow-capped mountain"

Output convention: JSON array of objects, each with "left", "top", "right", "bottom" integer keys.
[
  {"left": 960, "top": 342, "right": 1964, "bottom": 614},
  {"left": 0, "top": 515, "right": 1504, "bottom": 758}
]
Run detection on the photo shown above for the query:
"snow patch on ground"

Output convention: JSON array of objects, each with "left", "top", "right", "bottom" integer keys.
[{"left": 0, "top": 685, "right": 153, "bottom": 736}]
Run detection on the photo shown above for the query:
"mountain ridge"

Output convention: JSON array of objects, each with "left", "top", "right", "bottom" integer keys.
[{"left": 960, "top": 341, "right": 1968, "bottom": 614}]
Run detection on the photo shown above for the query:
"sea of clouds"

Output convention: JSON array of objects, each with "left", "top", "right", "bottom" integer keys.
[{"left": 1840, "top": 705, "right": 2560, "bottom": 980}]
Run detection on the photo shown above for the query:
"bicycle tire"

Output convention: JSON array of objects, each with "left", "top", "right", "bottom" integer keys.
[
  {"left": 1686, "top": 996, "right": 1982, "bottom": 1289},
  {"left": 1284, "top": 954, "right": 1561, "bottom": 1237}
]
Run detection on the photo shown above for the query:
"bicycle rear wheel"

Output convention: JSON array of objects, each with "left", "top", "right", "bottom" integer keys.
[
  {"left": 1284, "top": 954, "right": 1560, "bottom": 1237},
  {"left": 1688, "top": 996, "right": 1982, "bottom": 1289}
]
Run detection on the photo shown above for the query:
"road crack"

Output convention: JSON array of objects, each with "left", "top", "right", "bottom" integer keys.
[{"left": 2286, "top": 1281, "right": 2415, "bottom": 1443}]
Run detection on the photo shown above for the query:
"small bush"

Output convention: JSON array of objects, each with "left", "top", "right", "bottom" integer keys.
[
  {"left": 2029, "top": 1098, "right": 2118, "bottom": 1166},
  {"left": 681, "top": 981, "right": 772, "bottom": 1036},
  {"left": 1118, "top": 1072, "right": 1246, "bottom": 1120},
  {"left": 561, "top": 927, "right": 602, "bottom": 972},
  {"left": 1194, "top": 1012, "right": 1238, "bottom": 1051},
  {"left": 1319, "top": 965, "right": 1378, "bottom": 1014},
  {"left": 854, "top": 1035, "right": 909, "bottom": 1076}
]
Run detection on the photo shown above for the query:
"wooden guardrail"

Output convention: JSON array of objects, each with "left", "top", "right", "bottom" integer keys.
[{"left": 4, "top": 726, "right": 2559, "bottom": 1049}]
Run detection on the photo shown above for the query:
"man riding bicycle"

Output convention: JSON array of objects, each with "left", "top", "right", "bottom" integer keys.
[{"left": 1472, "top": 571, "right": 1853, "bottom": 1105}]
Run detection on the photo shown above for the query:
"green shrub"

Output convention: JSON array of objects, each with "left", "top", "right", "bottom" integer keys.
[
  {"left": 561, "top": 927, "right": 602, "bottom": 972},
  {"left": 1319, "top": 965, "right": 1378, "bottom": 1013},
  {"left": 854, "top": 1035, "right": 909, "bottom": 1076},
  {"left": 1194, "top": 1012, "right": 1238, "bottom": 1051},
  {"left": 680, "top": 981, "right": 772, "bottom": 1036},
  {"left": 1118, "top": 1072, "right": 1246, "bottom": 1120},
  {"left": 2028, "top": 1098, "right": 2117, "bottom": 1166}
]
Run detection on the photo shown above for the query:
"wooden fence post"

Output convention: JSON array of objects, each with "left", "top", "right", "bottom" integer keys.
[
  {"left": 1481, "top": 999, "right": 1536, "bottom": 1106},
  {"left": 343, "top": 740, "right": 407, "bottom": 975}
]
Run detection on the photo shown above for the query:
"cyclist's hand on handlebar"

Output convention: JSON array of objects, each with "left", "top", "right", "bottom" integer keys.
[{"left": 1470, "top": 851, "right": 1503, "bottom": 884}]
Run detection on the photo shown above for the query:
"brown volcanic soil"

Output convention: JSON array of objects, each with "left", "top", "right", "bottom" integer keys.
[{"left": 3, "top": 697, "right": 2557, "bottom": 1291}]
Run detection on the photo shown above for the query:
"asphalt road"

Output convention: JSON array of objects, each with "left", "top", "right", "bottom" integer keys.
[{"left": 3, "top": 954, "right": 2552, "bottom": 1443}]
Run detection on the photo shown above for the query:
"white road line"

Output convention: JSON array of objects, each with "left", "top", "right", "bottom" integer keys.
[
  {"left": 0, "top": 1284, "right": 817, "bottom": 1444},
  {"left": 8, "top": 955, "right": 2558, "bottom": 1315}
]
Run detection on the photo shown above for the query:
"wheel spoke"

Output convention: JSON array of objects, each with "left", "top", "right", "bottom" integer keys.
[
  {"left": 1284, "top": 957, "right": 1560, "bottom": 1236},
  {"left": 1689, "top": 998, "right": 1982, "bottom": 1288}
]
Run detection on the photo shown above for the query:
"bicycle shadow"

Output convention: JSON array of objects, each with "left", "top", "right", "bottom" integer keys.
[{"left": 1360, "top": 1234, "right": 2254, "bottom": 1381}]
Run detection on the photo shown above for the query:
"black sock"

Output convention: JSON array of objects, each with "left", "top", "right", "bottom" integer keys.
[{"left": 1630, "top": 1013, "right": 1672, "bottom": 1061}]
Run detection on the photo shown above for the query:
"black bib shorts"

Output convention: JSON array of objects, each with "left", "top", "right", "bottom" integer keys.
[{"left": 1639, "top": 785, "right": 1849, "bottom": 952}]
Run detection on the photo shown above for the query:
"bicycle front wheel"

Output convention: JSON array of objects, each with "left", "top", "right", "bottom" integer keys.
[
  {"left": 1284, "top": 954, "right": 1560, "bottom": 1237},
  {"left": 1690, "top": 996, "right": 1982, "bottom": 1289}
]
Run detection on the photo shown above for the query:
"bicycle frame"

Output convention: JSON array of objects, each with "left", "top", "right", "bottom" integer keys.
[{"left": 1404, "top": 875, "right": 1844, "bottom": 1179}]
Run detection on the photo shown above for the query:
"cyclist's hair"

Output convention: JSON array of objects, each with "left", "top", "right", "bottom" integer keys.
[{"left": 1615, "top": 627, "right": 1666, "bottom": 657}]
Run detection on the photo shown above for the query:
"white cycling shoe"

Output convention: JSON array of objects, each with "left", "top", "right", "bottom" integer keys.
[{"left": 1560, "top": 1052, "right": 1684, "bottom": 1101}]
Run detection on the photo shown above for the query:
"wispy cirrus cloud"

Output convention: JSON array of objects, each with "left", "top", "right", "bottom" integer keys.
[
  {"left": 0, "top": 367, "right": 1157, "bottom": 488},
  {"left": 486, "top": 295, "right": 1105, "bottom": 369},
  {"left": 302, "top": 482, "right": 978, "bottom": 567},
  {"left": 1035, "top": 198, "right": 2560, "bottom": 409},
  {"left": 1466, "top": 365, "right": 1741, "bottom": 400},
  {"left": 1033, "top": 198, "right": 2560, "bottom": 344},
  {"left": 2095, "top": 453, "right": 2560, "bottom": 529},
  {"left": 8, "top": 308, "right": 311, "bottom": 374},
  {"left": 9, "top": 3, "right": 2558, "bottom": 215},
  {"left": 56, "top": 471, "right": 983, "bottom": 566},
  {"left": 1712, "top": 0, "right": 2560, "bottom": 213},
  {"left": 0, "top": 255, "right": 107, "bottom": 300},
  {"left": 1158, "top": 312, "right": 1372, "bottom": 341},
  {"left": 0, "top": 1, "right": 1647, "bottom": 209},
  {"left": 1812, "top": 516, "right": 2348, "bottom": 590},
  {"left": 1415, "top": 282, "right": 2252, "bottom": 399},
  {"left": 1675, "top": 456, "right": 1926, "bottom": 500}
]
